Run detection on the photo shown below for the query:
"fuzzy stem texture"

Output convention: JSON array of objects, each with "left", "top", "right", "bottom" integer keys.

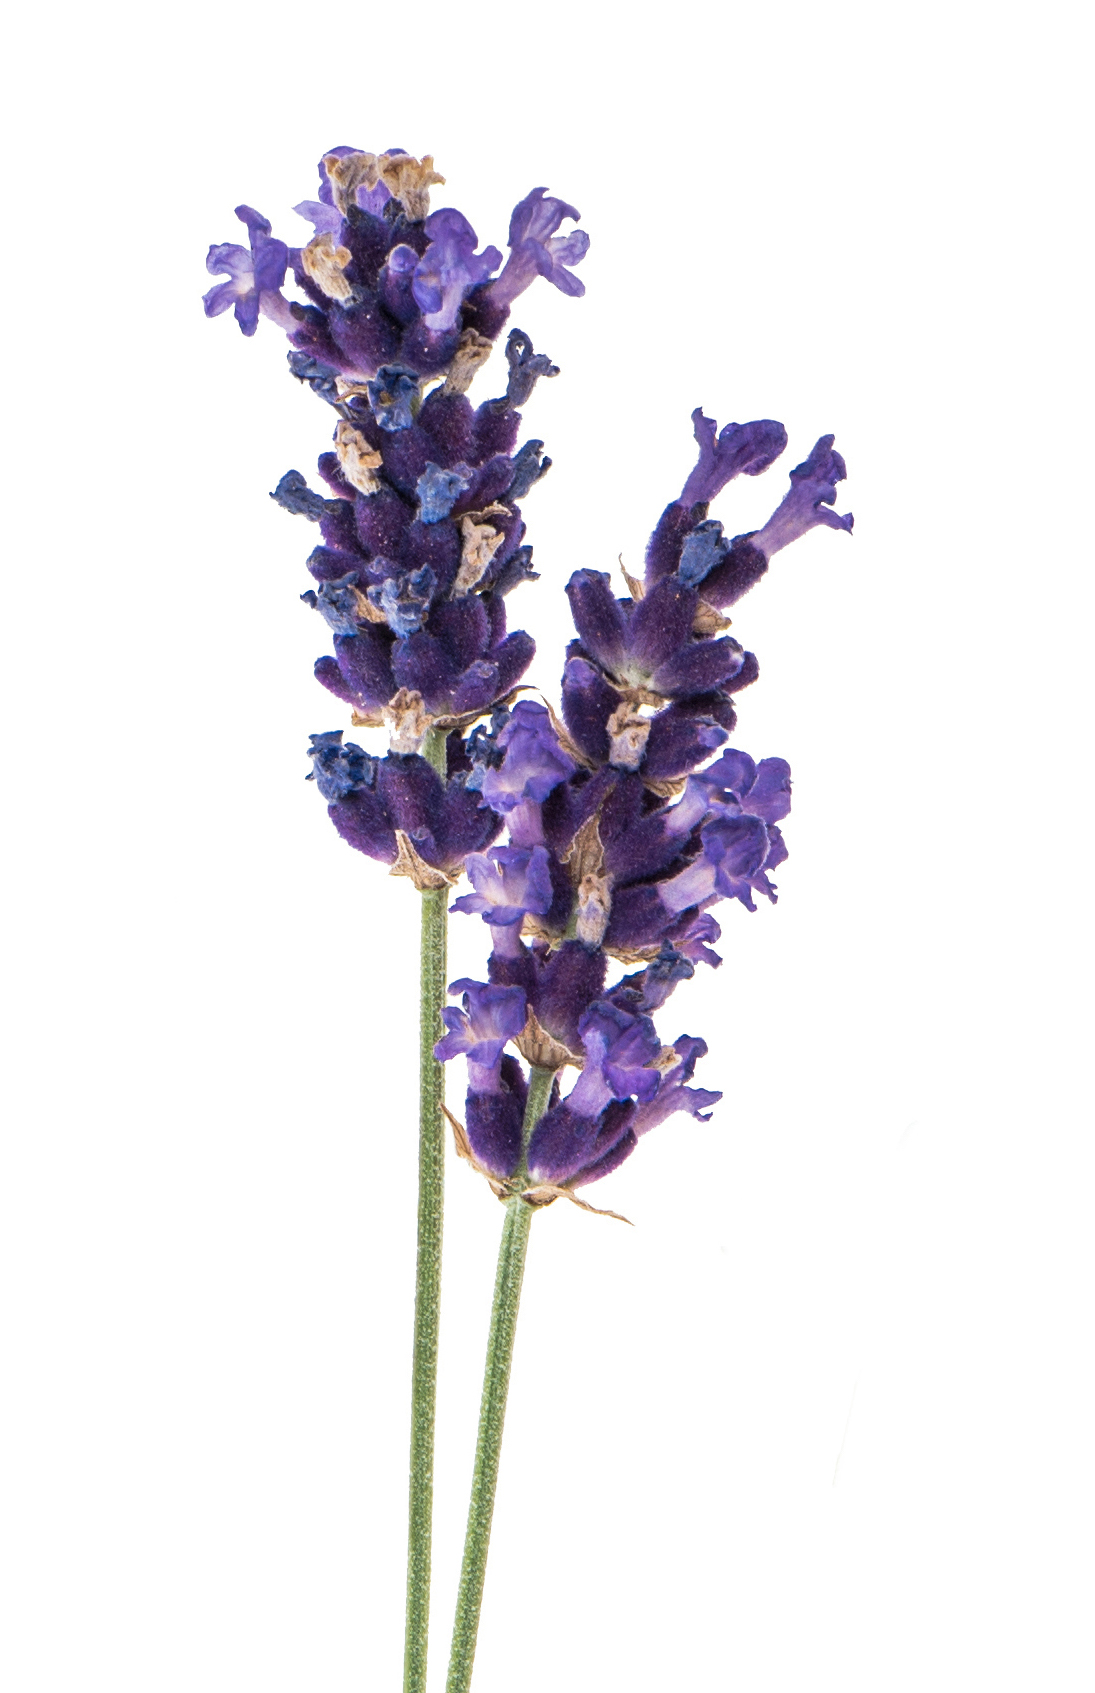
[
  {"left": 403, "top": 726, "right": 450, "bottom": 1693},
  {"left": 445, "top": 1065, "right": 556, "bottom": 1693}
]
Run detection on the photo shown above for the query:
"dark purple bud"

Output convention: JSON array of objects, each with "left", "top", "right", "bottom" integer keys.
[
  {"left": 560, "top": 656, "right": 616, "bottom": 766},
  {"left": 305, "top": 730, "right": 376, "bottom": 801},
  {"left": 317, "top": 626, "right": 395, "bottom": 715},
  {"left": 466, "top": 1067, "right": 525, "bottom": 1179},
  {"left": 435, "top": 978, "right": 527, "bottom": 1067},
  {"left": 678, "top": 410, "right": 788, "bottom": 507},
  {"left": 415, "top": 460, "right": 472, "bottom": 523},
  {"left": 683, "top": 538, "right": 771, "bottom": 612},
  {"left": 378, "top": 243, "right": 420, "bottom": 324},
  {"left": 649, "top": 634, "right": 744, "bottom": 699},
  {"left": 569, "top": 1118, "right": 638, "bottom": 1188},
  {"left": 527, "top": 1097, "right": 635, "bottom": 1188},
  {"left": 270, "top": 469, "right": 342, "bottom": 522},
  {"left": 300, "top": 572, "right": 362, "bottom": 636},
  {"left": 642, "top": 706, "right": 728, "bottom": 781},
  {"left": 451, "top": 845, "right": 553, "bottom": 926},
  {"left": 366, "top": 365, "right": 419, "bottom": 431},
  {"left": 750, "top": 435, "right": 854, "bottom": 558},
  {"left": 565, "top": 571, "right": 629, "bottom": 676},
  {"left": 367, "top": 565, "right": 435, "bottom": 636},
  {"left": 530, "top": 940, "right": 608, "bottom": 1053}
]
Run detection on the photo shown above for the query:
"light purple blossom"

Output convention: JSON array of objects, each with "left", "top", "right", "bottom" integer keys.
[
  {"left": 473, "top": 701, "right": 578, "bottom": 815},
  {"left": 203, "top": 205, "right": 292, "bottom": 337},
  {"left": 629, "top": 1037, "right": 722, "bottom": 1136},
  {"left": 678, "top": 409, "right": 788, "bottom": 508},
  {"left": 485, "top": 188, "right": 589, "bottom": 310},
  {"left": 435, "top": 978, "right": 527, "bottom": 1077},
  {"left": 451, "top": 845, "right": 553, "bottom": 927},
  {"left": 412, "top": 209, "right": 502, "bottom": 333},
  {"left": 749, "top": 435, "right": 854, "bottom": 557}
]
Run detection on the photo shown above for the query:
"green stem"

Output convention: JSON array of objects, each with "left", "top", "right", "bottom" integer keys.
[
  {"left": 403, "top": 726, "right": 449, "bottom": 1693},
  {"left": 446, "top": 1066, "right": 556, "bottom": 1693}
]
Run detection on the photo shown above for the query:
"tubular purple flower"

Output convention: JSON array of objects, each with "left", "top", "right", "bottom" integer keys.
[
  {"left": 678, "top": 409, "right": 788, "bottom": 507},
  {"left": 484, "top": 188, "right": 589, "bottom": 310},
  {"left": 749, "top": 435, "right": 854, "bottom": 558},
  {"left": 451, "top": 845, "right": 553, "bottom": 927},
  {"left": 412, "top": 209, "right": 502, "bottom": 332},
  {"left": 434, "top": 978, "right": 527, "bottom": 1071},
  {"left": 204, "top": 205, "right": 291, "bottom": 337},
  {"left": 659, "top": 813, "right": 774, "bottom": 914},
  {"left": 628, "top": 1036, "right": 721, "bottom": 1137},
  {"left": 473, "top": 701, "right": 578, "bottom": 814}
]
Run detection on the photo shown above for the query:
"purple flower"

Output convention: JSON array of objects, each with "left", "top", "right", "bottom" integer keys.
[
  {"left": 472, "top": 701, "right": 578, "bottom": 814},
  {"left": 667, "top": 910, "right": 723, "bottom": 969},
  {"left": 749, "top": 435, "right": 854, "bottom": 557},
  {"left": 525, "top": 1000, "right": 662, "bottom": 1185},
  {"left": 435, "top": 978, "right": 527, "bottom": 1070},
  {"left": 412, "top": 209, "right": 502, "bottom": 333},
  {"left": 695, "top": 749, "right": 792, "bottom": 825},
  {"left": 659, "top": 814, "right": 775, "bottom": 915},
  {"left": 451, "top": 845, "right": 553, "bottom": 928},
  {"left": 678, "top": 409, "right": 788, "bottom": 508},
  {"left": 485, "top": 188, "right": 589, "bottom": 310},
  {"left": 608, "top": 943, "right": 695, "bottom": 1014},
  {"left": 204, "top": 205, "right": 292, "bottom": 337},
  {"left": 629, "top": 1036, "right": 721, "bottom": 1137}
]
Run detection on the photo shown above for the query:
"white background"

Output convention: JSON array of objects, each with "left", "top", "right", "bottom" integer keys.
[{"left": 2, "top": 2, "right": 1092, "bottom": 1688}]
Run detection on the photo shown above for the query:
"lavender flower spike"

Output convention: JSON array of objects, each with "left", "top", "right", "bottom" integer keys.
[{"left": 749, "top": 435, "right": 854, "bottom": 557}]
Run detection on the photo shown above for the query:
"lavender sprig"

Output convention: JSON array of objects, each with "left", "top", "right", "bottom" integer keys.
[
  {"left": 439, "top": 408, "right": 852, "bottom": 1691},
  {"left": 205, "top": 145, "right": 588, "bottom": 1693}
]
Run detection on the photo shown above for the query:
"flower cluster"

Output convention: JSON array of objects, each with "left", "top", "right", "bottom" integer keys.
[
  {"left": 434, "top": 411, "right": 852, "bottom": 1197},
  {"left": 205, "top": 149, "right": 854, "bottom": 1202},
  {"left": 206, "top": 147, "right": 588, "bottom": 880}
]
